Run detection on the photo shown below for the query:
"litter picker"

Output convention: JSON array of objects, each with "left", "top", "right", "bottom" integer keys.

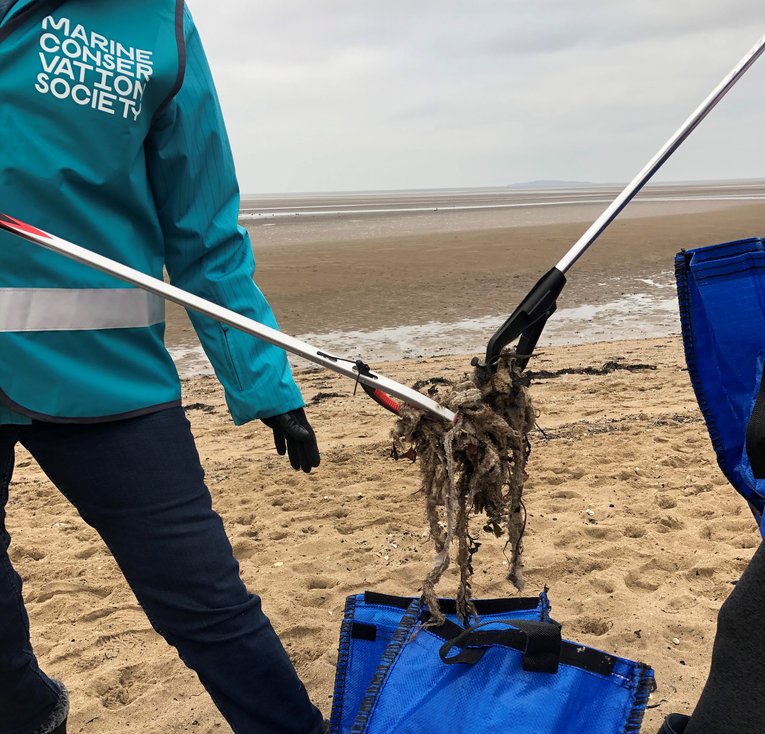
[
  {"left": 1, "top": 34, "right": 763, "bottom": 422},
  {"left": 0, "top": 213, "right": 457, "bottom": 424},
  {"left": 475, "top": 33, "right": 765, "bottom": 375}
]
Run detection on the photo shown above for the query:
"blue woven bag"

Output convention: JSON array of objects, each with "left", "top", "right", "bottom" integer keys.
[
  {"left": 329, "top": 591, "right": 551, "bottom": 734},
  {"left": 675, "top": 237, "right": 765, "bottom": 535},
  {"left": 349, "top": 601, "right": 654, "bottom": 734}
]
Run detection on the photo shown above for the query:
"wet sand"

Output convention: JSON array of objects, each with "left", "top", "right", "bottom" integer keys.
[
  {"left": 164, "top": 189, "right": 764, "bottom": 367},
  {"left": 245, "top": 199, "right": 764, "bottom": 336}
]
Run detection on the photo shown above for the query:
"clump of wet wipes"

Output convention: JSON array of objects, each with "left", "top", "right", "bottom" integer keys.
[{"left": 393, "top": 353, "right": 535, "bottom": 624}]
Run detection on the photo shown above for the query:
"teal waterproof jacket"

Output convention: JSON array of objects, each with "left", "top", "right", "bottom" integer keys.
[{"left": 0, "top": 0, "right": 304, "bottom": 424}]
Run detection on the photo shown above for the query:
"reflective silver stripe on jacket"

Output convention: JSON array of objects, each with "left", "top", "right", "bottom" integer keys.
[{"left": 0, "top": 288, "right": 165, "bottom": 332}]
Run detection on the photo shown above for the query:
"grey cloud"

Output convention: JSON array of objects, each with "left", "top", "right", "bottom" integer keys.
[{"left": 189, "top": 0, "right": 764, "bottom": 192}]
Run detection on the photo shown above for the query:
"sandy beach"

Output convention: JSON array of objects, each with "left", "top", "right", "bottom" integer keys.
[
  {"left": 6, "top": 184, "right": 765, "bottom": 733},
  {"left": 8, "top": 337, "right": 761, "bottom": 733}
]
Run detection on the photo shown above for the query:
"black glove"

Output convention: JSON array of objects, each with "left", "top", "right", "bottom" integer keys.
[{"left": 261, "top": 408, "right": 320, "bottom": 473}]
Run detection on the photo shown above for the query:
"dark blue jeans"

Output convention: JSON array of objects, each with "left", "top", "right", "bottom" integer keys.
[
  {"left": 0, "top": 408, "right": 324, "bottom": 734},
  {"left": 684, "top": 540, "right": 765, "bottom": 733}
]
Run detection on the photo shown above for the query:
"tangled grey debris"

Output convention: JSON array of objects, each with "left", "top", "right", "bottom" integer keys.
[{"left": 392, "top": 353, "right": 535, "bottom": 624}]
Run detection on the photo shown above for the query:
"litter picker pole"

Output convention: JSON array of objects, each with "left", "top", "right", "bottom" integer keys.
[
  {"left": 557, "top": 33, "right": 765, "bottom": 274},
  {"left": 0, "top": 215, "right": 457, "bottom": 424},
  {"left": 479, "top": 34, "right": 765, "bottom": 373}
]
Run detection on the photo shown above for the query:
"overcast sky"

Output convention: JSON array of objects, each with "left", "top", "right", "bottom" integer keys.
[{"left": 190, "top": 2, "right": 764, "bottom": 194}]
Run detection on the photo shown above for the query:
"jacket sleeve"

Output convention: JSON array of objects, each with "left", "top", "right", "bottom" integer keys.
[{"left": 145, "top": 6, "right": 304, "bottom": 425}]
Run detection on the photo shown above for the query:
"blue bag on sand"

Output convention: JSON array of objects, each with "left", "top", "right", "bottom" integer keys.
[
  {"left": 347, "top": 601, "right": 654, "bottom": 734},
  {"left": 675, "top": 237, "right": 765, "bottom": 535},
  {"left": 329, "top": 591, "right": 551, "bottom": 734}
]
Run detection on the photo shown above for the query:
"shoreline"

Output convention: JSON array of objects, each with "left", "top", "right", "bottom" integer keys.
[
  {"left": 164, "top": 199, "right": 763, "bottom": 372},
  {"left": 170, "top": 275, "right": 681, "bottom": 377}
]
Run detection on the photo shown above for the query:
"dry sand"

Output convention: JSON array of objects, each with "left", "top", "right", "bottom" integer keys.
[{"left": 8, "top": 336, "right": 761, "bottom": 733}]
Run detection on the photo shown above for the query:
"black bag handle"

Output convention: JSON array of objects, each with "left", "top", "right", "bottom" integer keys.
[{"left": 439, "top": 619, "right": 561, "bottom": 674}]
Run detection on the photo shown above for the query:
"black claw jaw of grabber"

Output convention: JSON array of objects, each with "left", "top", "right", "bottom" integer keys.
[{"left": 472, "top": 267, "right": 567, "bottom": 380}]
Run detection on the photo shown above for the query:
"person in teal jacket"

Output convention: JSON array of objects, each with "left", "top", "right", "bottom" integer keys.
[{"left": 0, "top": 1, "right": 324, "bottom": 733}]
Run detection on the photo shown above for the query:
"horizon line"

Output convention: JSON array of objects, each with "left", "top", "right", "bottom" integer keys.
[{"left": 241, "top": 177, "right": 765, "bottom": 199}]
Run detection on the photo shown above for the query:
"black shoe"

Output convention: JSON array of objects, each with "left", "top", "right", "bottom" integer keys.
[
  {"left": 49, "top": 721, "right": 66, "bottom": 734},
  {"left": 659, "top": 713, "right": 690, "bottom": 734}
]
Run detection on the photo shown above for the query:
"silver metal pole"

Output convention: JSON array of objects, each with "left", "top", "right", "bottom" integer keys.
[
  {"left": 556, "top": 34, "right": 765, "bottom": 274},
  {"left": 0, "top": 215, "right": 457, "bottom": 424}
]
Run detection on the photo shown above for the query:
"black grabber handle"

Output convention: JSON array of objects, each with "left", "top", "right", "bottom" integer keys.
[
  {"left": 472, "top": 36, "right": 765, "bottom": 376},
  {"left": 474, "top": 267, "right": 567, "bottom": 374}
]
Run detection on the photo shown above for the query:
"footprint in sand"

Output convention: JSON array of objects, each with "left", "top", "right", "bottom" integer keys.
[
  {"left": 296, "top": 590, "right": 333, "bottom": 608},
  {"left": 657, "top": 515, "right": 685, "bottom": 531},
  {"left": 583, "top": 526, "right": 621, "bottom": 541},
  {"left": 539, "top": 472, "right": 565, "bottom": 486},
  {"left": 624, "top": 556, "right": 683, "bottom": 592},
  {"left": 659, "top": 454, "right": 691, "bottom": 469},
  {"left": 686, "top": 566, "right": 715, "bottom": 580},
  {"left": 589, "top": 576, "right": 617, "bottom": 595},
  {"left": 325, "top": 508, "right": 349, "bottom": 519},
  {"left": 29, "top": 582, "right": 111, "bottom": 603},
  {"left": 664, "top": 594, "right": 700, "bottom": 612},
  {"left": 623, "top": 525, "right": 646, "bottom": 538},
  {"left": 548, "top": 489, "right": 583, "bottom": 500},
  {"left": 722, "top": 517, "right": 758, "bottom": 533},
  {"left": 571, "top": 616, "right": 613, "bottom": 637},
  {"left": 625, "top": 569, "right": 661, "bottom": 592},
  {"left": 726, "top": 534, "right": 759, "bottom": 549},
  {"left": 79, "top": 603, "right": 140, "bottom": 624},
  {"left": 95, "top": 629, "right": 153, "bottom": 660},
  {"left": 232, "top": 538, "right": 259, "bottom": 560},
  {"left": 94, "top": 665, "right": 150, "bottom": 710},
  {"left": 304, "top": 576, "right": 337, "bottom": 590},
  {"left": 74, "top": 545, "right": 102, "bottom": 560},
  {"left": 578, "top": 557, "right": 612, "bottom": 573},
  {"left": 11, "top": 544, "right": 46, "bottom": 561}
]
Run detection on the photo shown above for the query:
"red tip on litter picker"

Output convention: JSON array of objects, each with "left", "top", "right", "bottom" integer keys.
[
  {"left": 0, "top": 213, "right": 456, "bottom": 423},
  {"left": 0, "top": 213, "right": 52, "bottom": 239},
  {"left": 364, "top": 387, "right": 402, "bottom": 416}
]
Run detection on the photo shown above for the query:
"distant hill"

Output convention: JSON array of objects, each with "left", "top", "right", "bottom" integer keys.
[{"left": 507, "top": 180, "right": 595, "bottom": 188}]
